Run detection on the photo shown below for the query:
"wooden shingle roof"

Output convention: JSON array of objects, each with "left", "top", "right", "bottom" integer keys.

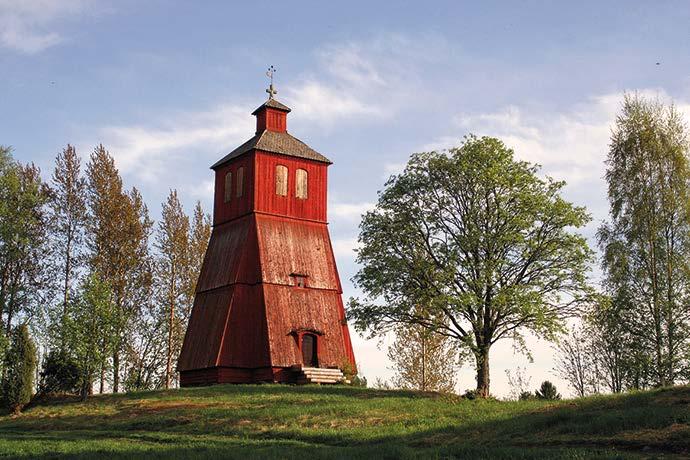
[
  {"left": 251, "top": 98, "right": 291, "bottom": 114},
  {"left": 211, "top": 130, "right": 332, "bottom": 169}
]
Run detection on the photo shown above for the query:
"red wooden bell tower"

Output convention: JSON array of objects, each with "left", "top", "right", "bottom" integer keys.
[{"left": 178, "top": 83, "right": 356, "bottom": 386}]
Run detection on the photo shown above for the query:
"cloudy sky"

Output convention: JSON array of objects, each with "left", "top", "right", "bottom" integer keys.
[{"left": 2, "top": 0, "right": 690, "bottom": 397}]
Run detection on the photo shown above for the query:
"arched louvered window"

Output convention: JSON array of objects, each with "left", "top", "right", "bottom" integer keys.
[
  {"left": 224, "top": 171, "right": 232, "bottom": 203},
  {"left": 236, "top": 167, "right": 244, "bottom": 198},
  {"left": 276, "top": 165, "right": 288, "bottom": 196},
  {"left": 296, "top": 168, "right": 308, "bottom": 199}
]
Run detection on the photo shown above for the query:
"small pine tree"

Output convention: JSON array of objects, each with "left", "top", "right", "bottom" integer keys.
[
  {"left": 535, "top": 381, "right": 561, "bottom": 400},
  {"left": 1, "top": 325, "right": 37, "bottom": 414}
]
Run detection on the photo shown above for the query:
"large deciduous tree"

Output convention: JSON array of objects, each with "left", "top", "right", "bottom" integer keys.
[
  {"left": 48, "top": 144, "right": 87, "bottom": 348},
  {"left": 598, "top": 94, "right": 690, "bottom": 387},
  {"left": 0, "top": 147, "right": 49, "bottom": 341},
  {"left": 349, "top": 136, "right": 593, "bottom": 397},
  {"left": 155, "top": 190, "right": 190, "bottom": 389},
  {"left": 86, "top": 145, "right": 152, "bottom": 393},
  {"left": 186, "top": 201, "right": 211, "bottom": 317}
]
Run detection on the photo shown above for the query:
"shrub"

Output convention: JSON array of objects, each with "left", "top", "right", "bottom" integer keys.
[
  {"left": 1, "top": 325, "right": 37, "bottom": 414},
  {"left": 462, "top": 389, "right": 480, "bottom": 400},
  {"left": 38, "top": 350, "right": 81, "bottom": 395},
  {"left": 519, "top": 391, "right": 535, "bottom": 401}
]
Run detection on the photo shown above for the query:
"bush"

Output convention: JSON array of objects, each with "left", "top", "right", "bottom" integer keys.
[
  {"left": 535, "top": 381, "right": 561, "bottom": 400},
  {"left": 462, "top": 389, "right": 480, "bottom": 400},
  {"left": 38, "top": 350, "right": 81, "bottom": 395},
  {"left": 519, "top": 391, "right": 535, "bottom": 401},
  {"left": 1, "top": 325, "right": 37, "bottom": 414}
]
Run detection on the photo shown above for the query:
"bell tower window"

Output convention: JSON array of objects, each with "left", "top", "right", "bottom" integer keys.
[
  {"left": 236, "top": 167, "right": 244, "bottom": 197},
  {"left": 276, "top": 165, "right": 288, "bottom": 196},
  {"left": 224, "top": 171, "right": 232, "bottom": 203},
  {"left": 296, "top": 168, "right": 308, "bottom": 199}
]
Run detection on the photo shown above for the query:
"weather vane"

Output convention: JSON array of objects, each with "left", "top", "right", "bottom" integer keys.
[{"left": 265, "top": 65, "right": 277, "bottom": 99}]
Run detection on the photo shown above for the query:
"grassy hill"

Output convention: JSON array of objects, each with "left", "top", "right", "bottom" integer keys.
[{"left": 0, "top": 384, "right": 688, "bottom": 459}]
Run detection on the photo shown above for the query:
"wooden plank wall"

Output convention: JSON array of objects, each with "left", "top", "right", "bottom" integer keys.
[
  {"left": 253, "top": 151, "right": 328, "bottom": 222},
  {"left": 214, "top": 153, "right": 255, "bottom": 226}
]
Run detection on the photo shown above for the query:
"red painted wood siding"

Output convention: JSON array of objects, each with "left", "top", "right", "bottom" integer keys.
[
  {"left": 253, "top": 151, "right": 328, "bottom": 222},
  {"left": 256, "top": 108, "right": 287, "bottom": 132},
  {"left": 178, "top": 212, "right": 356, "bottom": 373},
  {"left": 255, "top": 214, "right": 341, "bottom": 291},
  {"left": 263, "top": 285, "right": 354, "bottom": 368},
  {"left": 213, "top": 153, "right": 255, "bottom": 226}
]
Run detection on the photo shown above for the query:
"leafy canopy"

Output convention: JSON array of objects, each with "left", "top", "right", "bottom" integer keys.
[{"left": 349, "top": 136, "right": 593, "bottom": 360}]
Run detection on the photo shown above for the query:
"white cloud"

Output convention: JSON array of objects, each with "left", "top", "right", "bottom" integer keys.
[
  {"left": 93, "top": 104, "right": 253, "bottom": 182},
  {"left": 444, "top": 89, "right": 690, "bottom": 190},
  {"left": 286, "top": 81, "right": 385, "bottom": 123},
  {"left": 185, "top": 179, "right": 214, "bottom": 200},
  {"left": 329, "top": 201, "right": 375, "bottom": 221},
  {"left": 285, "top": 34, "right": 443, "bottom": 126},
  {"left": 451, "top": 98, "right": 616, "bottom": 187},
  {"left": 331, "top": 237, "right": 360, "bottom": 260},
  {"left": 0, "top": 0, "right": 102, "bottom": 54}
]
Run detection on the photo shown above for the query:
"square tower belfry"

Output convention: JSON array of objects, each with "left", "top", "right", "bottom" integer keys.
[{"left": 178, "top": 88, "right": 356, "bottom": 385}]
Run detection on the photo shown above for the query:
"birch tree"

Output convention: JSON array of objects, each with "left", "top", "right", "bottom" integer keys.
[{"left": 599, "top": 94, "right": 690, "bottom": 387}]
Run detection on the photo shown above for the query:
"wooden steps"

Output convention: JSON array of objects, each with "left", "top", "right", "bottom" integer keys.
[{"left": 291, "top": 365, "right": 347, "bottom": 384}]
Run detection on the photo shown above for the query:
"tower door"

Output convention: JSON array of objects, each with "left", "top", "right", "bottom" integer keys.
[{"left": 301, "top": 334, "right": 318, "bottom": 367}]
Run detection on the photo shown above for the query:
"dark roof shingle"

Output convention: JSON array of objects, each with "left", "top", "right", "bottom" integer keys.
[
  {"left": 211, "top": 130, "right": 332, "bottom": 169},
  {"left": 251, "top": 98, "right": 291, "bottom": 114}
]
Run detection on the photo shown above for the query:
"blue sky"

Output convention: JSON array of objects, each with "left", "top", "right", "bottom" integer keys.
[{"left": 2, "top": 1, "right": 690, "bottom": 396}]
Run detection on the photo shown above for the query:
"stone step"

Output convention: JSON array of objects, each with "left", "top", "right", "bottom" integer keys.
[
  {"left": 300, "top": 373, "right": 344, "bottom": 379},
  {"left": 293, "top": 365, "right": 346, "bottom": 385},
  {"left": 302, "top": 370, "right": 345, "bottom": 377},
  {"left": 301, "top": 367, "right": 343, "bottom": 372},
  {"left": 297, "top": 378, "right": 342, "bottom": 384}
]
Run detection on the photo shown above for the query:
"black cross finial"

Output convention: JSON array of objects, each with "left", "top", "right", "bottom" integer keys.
[{"left": 265, "top": 65, "right": 277, "bottom": 99}]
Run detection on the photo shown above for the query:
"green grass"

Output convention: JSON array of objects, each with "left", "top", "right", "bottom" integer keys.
[{"left": 0, "top": 384, "right": 688, "bottom": 459}]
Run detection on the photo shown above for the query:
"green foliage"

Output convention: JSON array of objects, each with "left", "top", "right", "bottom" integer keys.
[
  {"left": 388, "top": 316, "right": 458, "bottom": 392},
  {"left": 462, "top": 388, "right": 482, "bottom": 400},
  {"left": 0, "top": 146, "right": 49, "bottom": 338},
  {"left": 0, "top": 333, "right": 7, "bottom": 382},
  {"left": 535, "top": 381, "right": 561, "bottom": 400},
  {"left": 519, "top": 390, "right": 535, "bottom": 401},
  {"left": 48, "top": 144, "right": 87, "bottom": 350},
  {"left": 86, "top": 145, "right": 153, "bottom": 393},
  {"left": 349, "top": 374, "right": 368, "bottom": 387},
  {"left": 1, "top": 324, "right": 37, "bottom": 414},
  {"left": 598, "top": 94, "right": 690, "bottom": 388},
  {"left": 66, "top": 274, "right": 119, "bottom": 399},
  {"left": 155, "top": 190, "right": 191, "bottom": 389},
  {"left": 38, "top": 350, "right": 80, "bottom": 395},
  {"left": 349, "top": 135, "right": 593, "bottom": 397}
]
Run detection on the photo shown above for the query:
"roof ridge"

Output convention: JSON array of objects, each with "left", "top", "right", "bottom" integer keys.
[{"left": 211, "top": 130, "right": 332, "bottom": 169}]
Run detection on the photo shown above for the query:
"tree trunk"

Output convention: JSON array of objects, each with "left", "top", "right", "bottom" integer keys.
[
  {"left": 99, "top": 360, "right": 105, "bottom": 394},
  {"left": 475, "top": 345, "right": 491, "bottom": 397},
  {"left": 113, "top": 350, "right": 120, "bottom": 393},
  {"left": 165, "top": 297, "right": 174, "bottom": 389}
]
